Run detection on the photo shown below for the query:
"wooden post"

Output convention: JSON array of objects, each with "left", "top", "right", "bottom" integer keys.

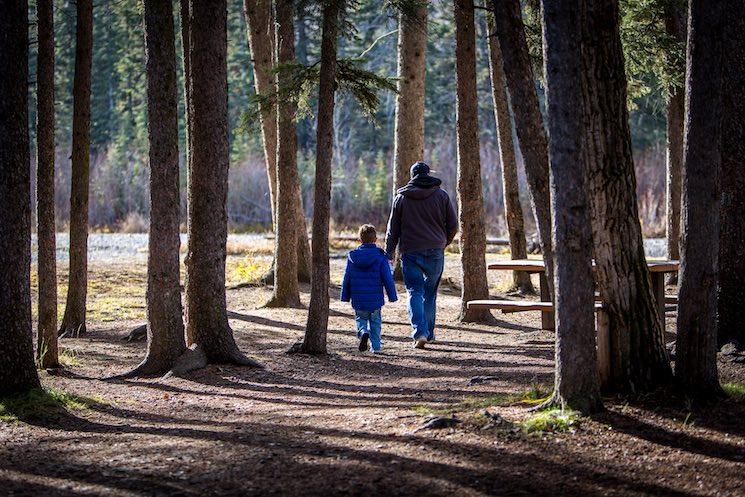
[
  {"left": 651, "top": 272, "right": 667, "bottom": 343},
  {"left": 596, "top": 308, "right": 611, "bottom": 390},
  {"left": 539, "top": 272, "right": 555, "bottom": 330}
]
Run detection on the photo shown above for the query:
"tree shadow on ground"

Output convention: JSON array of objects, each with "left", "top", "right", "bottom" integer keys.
[{"left": 4, "top": 407, "right": 705, "bottom": 497}]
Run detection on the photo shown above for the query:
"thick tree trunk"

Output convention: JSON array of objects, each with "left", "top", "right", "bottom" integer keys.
[
  {"left": 35, "top": 0, "right": 59, "bottom": 368},
  {"left": 664, "top": 2, "right": 685, "bottom": 283},
  {"left": 267, "top": 0, "right": 302, "bottom": 307},
  {"left": 485, "top": 16, "right": 534, "bottom": 295},
  {"left": 676, "top": 0, "right": 726, "bottom": 396},
  {"left": 60, "top": 0, "right": 93, "bottom": 338},
  {"left": 541, "top": 0, "right": 601, "bottom": 413},
  {"left": 581, "top": 0, "right": 672, "bottom": 393},
  {"left": 455, "top": 0, "right": 493, "bottom": 323},
  {"left": 717, "top": 2, "right": 745, "bottom": 349},
  {"left": 490, "top": 0, "right": 554, "bottom": 298},
  {"left": 184, "top": 0, "right": 259, "bottom": 367},
  {"left": 392, "top": 5, "right": 427, "bottom": 191},
  {"left": 300, "top": 0, "right": 340, "bottom": 355},
  {"left": 243, "top": 0, "right": 277, "bottom": 230},
  {"left": 0, "top": 0, "right": 41, "bottom": 396},
  {"left": 122, "top": 0, "right": 188, "bottom": 378}
]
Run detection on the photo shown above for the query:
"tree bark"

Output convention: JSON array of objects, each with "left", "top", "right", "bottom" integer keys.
[
  {"left": 485, "top": 16, "right": 534, "bottom": 295},
  {"left": 676, "top": 0, "right": 726, "bottom": 396},
  {"left": 581, "top": 0, "right": 672, "bottom": 393},
  {"left": 35, "top": 0, "right": 59, "bottom": 368},
  {"left": 392, "top": 5, "right": 427, "bottom": 192},
  {"left": 300, "top": 0, "right": 340, "bottom": 355},
  {"left": 267, "top": 0, "right": 302, "bottom": 307},
  {"left": 717, "top": 1, "right": 745, "bottom": 349},
  {"left": 0, "top": 0, "right": 41, "bottom": 396},
  {"left": 664, "top": 1, "right": 685, "bottom": 282},
  {"left": 243, "top": 0, "right": 277, "bottom": 230},
  {"left": 123, "top": 0, "right": 187, "bottom": 378},
  {"left": 455, "top": 0, "right": 493, "bottom": 323},
  {"left": 541, "top": 0, "right": 601, "bottom": 413},
  {"left": 184, "top": 0, "right": 259, "bottom": 367},
  {"left": 60, "top": 0, "right": 93, "bottom": 338},
  {"left": 490, "top": 0, "right": 554, "bottom": 298}
]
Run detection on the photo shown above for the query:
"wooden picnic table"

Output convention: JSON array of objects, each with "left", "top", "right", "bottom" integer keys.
[{"left": 488, "top": 259, "right": 680, "bottom": 331}]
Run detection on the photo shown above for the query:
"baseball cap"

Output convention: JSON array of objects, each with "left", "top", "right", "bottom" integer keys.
[{"left": 410, "top": 161, "right": 436, "bottom": 178}]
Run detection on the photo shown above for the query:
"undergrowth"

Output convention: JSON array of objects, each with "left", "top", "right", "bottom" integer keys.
[
  {"left": 413, "top": 382, "right": 551, "bottom": 415},
  {"left": 519, "top": 409, "right": 581, "bottom": 434},
  {"left": 723, "top": 382, "right": 745, "bottom": 401},
  {"left": 0, "top": 388, "right": 105, "bottom": 422}
]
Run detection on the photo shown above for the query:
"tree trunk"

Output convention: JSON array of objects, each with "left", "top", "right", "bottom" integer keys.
[
  {"left": 184, "top": 0, "right": 259, "bottom": 367},
  {"left": 267, "top": 0, "right": 302, "bottom": 307},
  {"left": 0, "top": 0, "right": 41, "bottom": 396},
  {"left": 664, "top": 1, "right": 685, "bottom": 283},
  {"left": 300, "top": 0, "right": 340, "bottom": 355},
  {"left": 676, "top": 0, "right": 726, "bottom": 396},
  {"left": 490, "top": 0, "right": 554, "bottom": 298},
  {"left": 485, "top": 16, "right": 534, "bottom": 295},
  {"left": 123, "top": 0, "right": 187, "bottom": 377},
  {"left": 541, "top": 0, "right": 601, "bottom": 413},
  {"left": 392, "top": 5, "right": 427, "bottom": 192},
  {"left": 243, "top": 0, "right": 277, "bottom": 230},
  {"left": 581, "top": 0, "right": 672, "bottom": 393},
  {"left": 455, "top": 0, "right": 493, "bottom": 323},
  {"left": 717, "top": 2, "right": 745, "bottom": 349},
  {"left": 35, "top": 0, "right": 59, "bottom": 368},
  {"left": 60, "top": 0, "right": 93, "bottom": 338}
]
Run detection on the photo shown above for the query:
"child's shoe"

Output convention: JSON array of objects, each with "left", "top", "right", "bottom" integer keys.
[{"left": 358, "top": 332, "right": 370, "bottom": 352}]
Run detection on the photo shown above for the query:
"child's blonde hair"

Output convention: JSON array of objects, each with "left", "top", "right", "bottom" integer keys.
[{"left": 358, "top": 224, "right": 377, "bottom": 244}]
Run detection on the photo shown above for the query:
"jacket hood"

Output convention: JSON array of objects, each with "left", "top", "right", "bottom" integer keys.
[
  {"left": 397, "top": 175, "right": 442, "bottom": 199},
  {"left": 348, "top": 244, "right": 386, "bottom": 269}
]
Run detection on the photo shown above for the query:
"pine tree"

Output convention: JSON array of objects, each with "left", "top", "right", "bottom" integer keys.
[
  {"left": 580, "top": 0, "right": 672, "bottom": 393},
  {"left": 455, "top": 0, "right": 493, "bottom": 323},
  {"left": 0, "top": 0, "right": 42, "bottom": 396},
  {"left": 676, "top": 0, "right": 726, "bottom": 396},
  {"left": 485, "top": 15, "right": 533, "bottom": 295},
  {"left": 36, "top": 0, "right": 59, "bottom": 368},
  {"left": 299, "top": 0, "right": 343, "bottom": 354},
  {"left": 541, "top": 0, "right": 601, "bottom": 413},
  {"left": 60, "top": 0, "right": 94, "bottom": 338},
  {"left": 122, "top": 0, "right": 187, "bottom": 377},
  {"left": 184, "top": 0, "right": 261, "bottom": 369}
]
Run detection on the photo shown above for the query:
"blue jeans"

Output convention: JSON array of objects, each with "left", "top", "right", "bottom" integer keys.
[
  {"left": 401, "top": 249, "right": 445, "bottom": 341},
  {"left": 355, "top": 309, "right": 382, "bottom": 351}
]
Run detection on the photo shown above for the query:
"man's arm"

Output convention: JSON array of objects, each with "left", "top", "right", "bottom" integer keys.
[
  {"left": 444, "top": 193, "right": 458, "bottom": 245},
  {"left": 384, "top": 195, "right": 403, "bottom": 259}
]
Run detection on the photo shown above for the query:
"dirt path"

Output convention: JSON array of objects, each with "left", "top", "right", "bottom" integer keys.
[{"left": 2, "top": 255, "right": 744, "bottom": 496}]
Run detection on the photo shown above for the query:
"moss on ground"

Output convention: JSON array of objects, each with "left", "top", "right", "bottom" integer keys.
[{"left": 0, "top": 388, "right": 105, "bottom": 423}]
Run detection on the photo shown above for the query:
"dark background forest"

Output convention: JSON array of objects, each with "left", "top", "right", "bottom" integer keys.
[{"left": 28, "top": 0, "right": 672, "bottom": 234}]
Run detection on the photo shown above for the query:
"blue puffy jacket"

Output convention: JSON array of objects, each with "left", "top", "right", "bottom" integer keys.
[{"left": 340, "top": 243, "right": 398, "bottom": 311}]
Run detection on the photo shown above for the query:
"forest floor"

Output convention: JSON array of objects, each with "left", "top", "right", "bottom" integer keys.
[{"left": 2, "top": 246, "right": 744, "bottom": 497}]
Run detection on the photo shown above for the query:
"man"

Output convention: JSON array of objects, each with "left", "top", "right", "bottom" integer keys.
[{"left": 385, "top": 161, "right": 458, "bottom": 349}]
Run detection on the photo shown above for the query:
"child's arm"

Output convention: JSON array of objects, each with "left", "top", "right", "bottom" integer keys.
[
  {"left": 340, "top": 259, "right": 352, "bottom": 302},
  {"left": 381, "top": 258, "right": 398, "bottom": 303}
]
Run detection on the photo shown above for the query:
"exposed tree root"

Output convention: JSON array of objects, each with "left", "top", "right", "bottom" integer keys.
[
  {"left": 458, "top": 310, "right": 498, "bottom": 325},
  {"left": 58, "top": 322, "right": 86, "bottom": 339},
  {"left": 122, "top": 324, "right": 147, "bottom": 342}
]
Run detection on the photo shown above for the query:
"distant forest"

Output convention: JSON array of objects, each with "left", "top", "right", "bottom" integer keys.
[{"left": 28, "top": 0, "right": 675, "bottom": 234}]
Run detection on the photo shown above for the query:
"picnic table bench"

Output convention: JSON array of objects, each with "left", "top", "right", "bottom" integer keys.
[
  {"left": 484, "top": 259, "right": 679, "bottom": 331},
  {"left": 469, "top": 258, "right": 679, "bottom": 388}
]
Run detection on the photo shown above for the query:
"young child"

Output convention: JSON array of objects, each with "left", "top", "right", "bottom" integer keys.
[{"left": 341, "top": 224, "right": 398, "bottom": 353}]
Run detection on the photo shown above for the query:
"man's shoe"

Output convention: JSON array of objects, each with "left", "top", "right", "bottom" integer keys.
[
  {"left": 359, "top": 333, "right": 370, "bottom": 352},
  {"left": 414, "top": 338, "right": 427, "bottom": 349}
]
